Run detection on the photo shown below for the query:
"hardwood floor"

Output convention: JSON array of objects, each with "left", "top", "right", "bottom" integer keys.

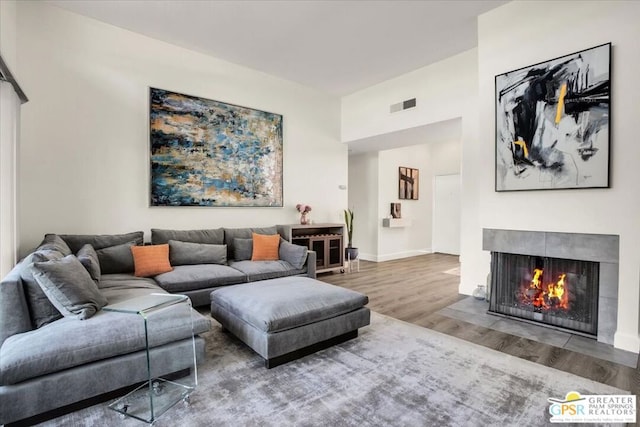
[{"left": 319, "top": 254, "right": 640, "bottom": 394}]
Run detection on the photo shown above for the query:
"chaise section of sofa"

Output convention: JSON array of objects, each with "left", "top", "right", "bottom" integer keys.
[{"left": 0, "top": 233, "right": 211, "bottom": 425}]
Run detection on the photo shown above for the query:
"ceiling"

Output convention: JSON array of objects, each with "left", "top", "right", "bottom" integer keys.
[{"left": 47, "top": 0, "right": 508, "bottom": 96}]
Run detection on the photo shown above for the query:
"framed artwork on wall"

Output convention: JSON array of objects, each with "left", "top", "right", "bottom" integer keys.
[
  {"left": 390, "top": 203, "right": 402, "bottom": 218},
  {"left": 399, "top": 167, "right": 419, "bottom": 200},
  {"left": 149, "top": 87, "right": 283, "bottom": 207},
  {"left": 495, "top": 43, "right": 611, "bottom": 192}
]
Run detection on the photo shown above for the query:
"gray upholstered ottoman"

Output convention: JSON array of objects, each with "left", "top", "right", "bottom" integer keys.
[{"left": 210, "top": 276, "right": 370, "bottom": 368}]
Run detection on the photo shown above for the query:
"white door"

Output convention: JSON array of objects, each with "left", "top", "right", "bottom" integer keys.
[{"left": 432, "top": 174, "right": 461, "bottom": 255}]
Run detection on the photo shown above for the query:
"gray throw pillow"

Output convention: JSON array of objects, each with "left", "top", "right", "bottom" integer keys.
[
  {"left": 224, "top": 227, "right": 278, "bottom": 259},
  {"left": 59, "top": 231, "right": 144, "bottom": 254},
  {"left": 20, "top": 250, "right": 64, "bottom": 328},
  {"left": 96, "top": 241, "right": 137, "bottom": 274},
  {"left": 31, "top": 255, "right": 108, "bottom": 320},
  {"left": 168, "top": 240, "right": 227, "bottom": 265},
  {"left": 77, "top": 244, "right": 101, "bottom": 282},
  {"left": 152, "top": 228, "right": 224, "bottom": 245},
  {"left": 37, "top": 234, "right": 72, "bottom": 256},
  {"left": 279, "top": 240, "right": 308, "bottom": 269},
  {"left": 233, "top": 238, "right": 253, "bottom": 261}
]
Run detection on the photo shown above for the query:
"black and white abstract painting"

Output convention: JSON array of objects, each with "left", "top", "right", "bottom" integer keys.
[{"left": 495, "top": 43, "right": 611, "bottom": 191}]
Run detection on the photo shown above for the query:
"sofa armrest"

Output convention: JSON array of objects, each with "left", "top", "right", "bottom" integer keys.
[
  {"left": 0, "top": 263, "right": 33, "bottom": 345},
  {"left": 305, "top": 250, "right": 317, "bottom": 279}
]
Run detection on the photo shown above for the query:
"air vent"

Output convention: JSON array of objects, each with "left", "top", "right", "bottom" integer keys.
[{"left": 390, "top": 98, "right": 417, "bottom": 113}]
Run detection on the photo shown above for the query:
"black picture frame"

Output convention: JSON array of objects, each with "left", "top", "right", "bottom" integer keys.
[{"left": 495, "top": 43, "right": 611, "bottom": 192}]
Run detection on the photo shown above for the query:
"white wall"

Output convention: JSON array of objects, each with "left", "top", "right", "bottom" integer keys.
[
  {"left": 16, "top": 2, "right": 345, "bottom": 254},
  {"left": 0, "top": 0, "right": 19, "bottom": 276},
  {"left": 0, "top": 0, "right": 17, "bottom": 69},
  {"left": 430, "top": 138, "right": 461, "bottom": 176},
  {"left": 347, "top": 152, "right": 378, "bottom": 258},
  {"left": 432, "top": 174, "right": 461, "bottom": 255},
  {"left": 463, "top": 0, "right": 640, "bottom": 352},
  {"left": 431, "top": 136, "right": 462, "bottom": 255},
  {"left": 342, "top": 49, "right": 478, "bottom": 143},
  {"left": 0, "top": 82, "right": 19, "bottom": 277}
]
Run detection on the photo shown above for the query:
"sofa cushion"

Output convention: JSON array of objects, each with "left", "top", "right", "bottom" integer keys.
[
  {"left": 153, "top": 264, "right": 247, "bottom": 293},
  {"left": 37, "top": 234, "right": 72, "bottom": 256},
  {"left": 31, "top": 255, "right": 108, "bottom": 320},
  {"left": 76, "top": 244, "right": 101, "bottom": 282},
  {"left": 19, "top": 250, "right": 65, "bottom": 328},
  {"left": 168, "top": 240, "right": 227, "bottom": 266},
  {"left": 279, "top": 240, "right": 308, "bottom": 269},
  {"left": 210, "top": 277, "right": 369, "bottom": 333},
  {"left": 224, "top": 227, "right": 277, "bottom": 260},
  {"left": 151, "top": 228, "right": 224, "bottom": 245},
  {"left": 98, "top": 274, "right": 164, "bottom": 304},
  {"left": 131, "top": 244, "right": 173, "bottom": 277},
  {"left": 96, "top": 241, "right": 137, "bottom": 274},
  {"left": 233, "top": 238, "right": 253, "bottom": 261},
  {"left": 0, "top": 300, "right": 211, "bottom": 385},
  {"left": 251, "top": 233, "right": 280, "bottom": 261},
  {"left": 59, "top": 231, "right": 144, "bottom": 254},
  {"left": 229, "top": 260, "right": 305, "bottom": 282}
]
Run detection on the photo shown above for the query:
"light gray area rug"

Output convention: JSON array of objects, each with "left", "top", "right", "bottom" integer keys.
[{"left": 39, "top": 312, "right": 626, "bottom": 427}]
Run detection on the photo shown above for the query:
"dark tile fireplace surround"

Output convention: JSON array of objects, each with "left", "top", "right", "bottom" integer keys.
[{"left": 482, "top": 229, "right": 619, "bottom": 346}]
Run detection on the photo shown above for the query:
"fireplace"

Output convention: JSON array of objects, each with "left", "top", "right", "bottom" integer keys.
[
  {"left": 482, "top": 229, "right": 619, "bottom": 345},
  {"left": 489, "top": 253, "right": 599, "bottom": 336}
]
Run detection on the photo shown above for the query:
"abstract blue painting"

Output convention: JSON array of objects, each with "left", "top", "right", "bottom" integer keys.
[
  {"left": 149, "top": 88, "right": 283, "bottom": 206},
  {"left": 495, "top": 43, "right": 610, "bottom": 191}
]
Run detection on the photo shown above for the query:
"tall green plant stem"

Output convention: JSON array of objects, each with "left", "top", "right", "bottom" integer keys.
[{"left": 344, "top": 209, "right": 354, "bottom": 247}]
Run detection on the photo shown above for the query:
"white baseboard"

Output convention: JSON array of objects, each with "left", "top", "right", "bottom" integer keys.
[
  {"left": 358, "top": 253, "right": 378, "bottom": 262},
  {"left": 359, "top": 249, "right": 432, "bottom": 263},
  {"left": 614, "top": 331, "right": 640, "bottom": 353}
]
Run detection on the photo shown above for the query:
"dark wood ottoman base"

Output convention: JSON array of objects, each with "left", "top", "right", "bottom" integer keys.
[{"left": 265, "top": 330, "right": 358, "bottom": 369}]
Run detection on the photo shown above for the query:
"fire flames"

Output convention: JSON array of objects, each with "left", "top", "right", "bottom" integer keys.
[{"left": 521, "top": 268, "right": 569, "bottom": 310}]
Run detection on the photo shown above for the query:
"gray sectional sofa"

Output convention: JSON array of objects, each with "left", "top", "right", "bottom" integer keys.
[
  {"left": 0, "top": 226, "right": 316, "bottom": 425},
  {"left": 150, "top": 226, "right": 316, "bottom": 306}
]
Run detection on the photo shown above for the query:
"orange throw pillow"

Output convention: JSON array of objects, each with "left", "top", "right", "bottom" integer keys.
[
  {"left": 131, "top": 244, "right": 173, "bottom": 277},
  {"left": 251, "top": 233, "right": 280, "bottom": 261}
]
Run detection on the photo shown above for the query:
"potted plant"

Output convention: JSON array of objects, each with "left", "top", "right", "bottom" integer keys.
[{"left": 343, "top": 208, "right": 358, "bottom": 260}]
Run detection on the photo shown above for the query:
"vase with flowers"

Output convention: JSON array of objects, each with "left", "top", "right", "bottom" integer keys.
[{"left": 296, "top": 204, "right": 312, "bottom": 225}]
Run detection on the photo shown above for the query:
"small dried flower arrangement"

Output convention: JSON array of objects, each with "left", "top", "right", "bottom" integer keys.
[{"left": 296, "top": 204, "right": 312, "bottom": 214}]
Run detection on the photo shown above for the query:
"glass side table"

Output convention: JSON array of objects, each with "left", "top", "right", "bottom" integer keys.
[{"left": 103, "top": 293, "right": 197, "bottom": 424}]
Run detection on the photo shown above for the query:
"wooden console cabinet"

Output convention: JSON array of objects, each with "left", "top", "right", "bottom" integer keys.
[{"left": 277, "top": 223, "right": 344, "bottom": 274}]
